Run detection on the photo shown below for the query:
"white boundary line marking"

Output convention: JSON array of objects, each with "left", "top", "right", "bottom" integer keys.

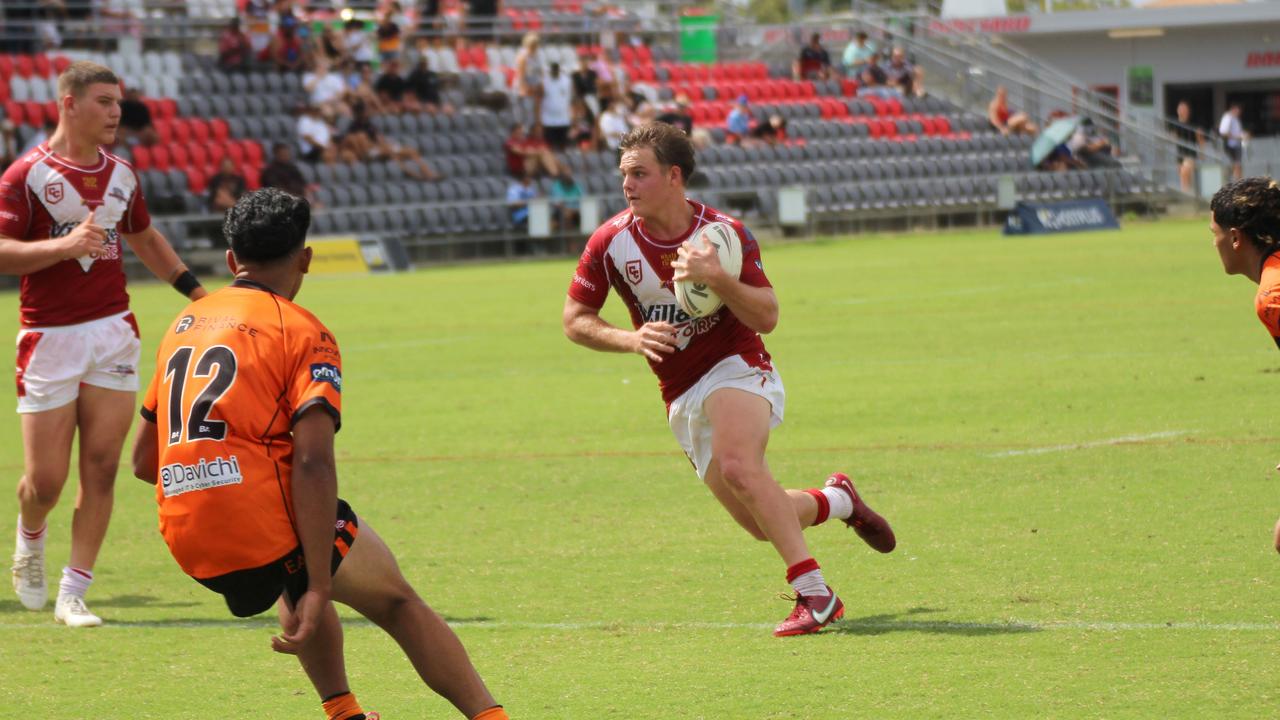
[
  {"left": 987, "top": 431, "right": 1190, "bottom": 458},
  {"left": 0, "top": 618, "right": 1275, "bottom": 632}
]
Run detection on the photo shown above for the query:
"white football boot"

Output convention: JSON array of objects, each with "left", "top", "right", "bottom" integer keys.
[
  {"left": 11, "top": 542, "right": 47, "bottom": 610},
  {"left": 54, "top": 593, "right": 103, "bottom": 627}
]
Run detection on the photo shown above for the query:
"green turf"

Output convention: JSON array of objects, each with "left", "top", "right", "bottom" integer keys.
[{"left": 3, "top": 216, "right": 1279, "bottom": 719}]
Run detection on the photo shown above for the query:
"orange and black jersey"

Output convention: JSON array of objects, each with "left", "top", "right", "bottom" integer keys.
[
  {"left": 140, "top": 279, "right": 343, "bottom": 580},
  {"left": 1256, "top": 254, "right": 1280, "bottom": 351}
]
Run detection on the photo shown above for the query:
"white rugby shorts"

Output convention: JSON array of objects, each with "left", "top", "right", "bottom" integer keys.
[
  {"left": 15, "top": 310, "right": 142, "bottom": 413},
  {"left": 667, "top": 353, "right": 785, "bottom": 480}
]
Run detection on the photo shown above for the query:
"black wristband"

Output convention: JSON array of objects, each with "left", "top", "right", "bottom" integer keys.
[{"left": 172, "top": 270, "right": 202, "bottom": 298}]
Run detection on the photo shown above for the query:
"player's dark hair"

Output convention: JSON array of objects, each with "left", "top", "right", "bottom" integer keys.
[
  {"left": 620, "top": 121, "right": 696, "bottom": 186},
  {"left": 1211, "top": 177, "right": 1280, "bottom": 253},
  {"left": 57, "top": 61, "right": 119, "bottom": 100},
  {"left": 224, "top": 188, "right": 311, "bottom": 264}
]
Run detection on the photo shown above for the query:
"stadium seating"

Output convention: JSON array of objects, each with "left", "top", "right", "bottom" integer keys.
[{"left": 0, "top": 40, "right": 1159, "bottom": 251}]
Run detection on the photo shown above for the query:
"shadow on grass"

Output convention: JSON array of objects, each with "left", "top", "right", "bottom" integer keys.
[
  {"left": 104, "top": 613, "right": 497, "bottom": 629},
  {"left": 823, "top": 606, "right": 1042, "bottom": 637},
  {"left": 88, "top": 593, "right": 200, "bottom": 609}
]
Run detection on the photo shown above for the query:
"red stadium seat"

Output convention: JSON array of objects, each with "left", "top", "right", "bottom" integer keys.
[
  {"left": 52, "top": 55, "right": 70, "bottom": 74},
  {"left": 0, "top": 56, "right": 14, "bottom": 80},
  {"left": 188, "top": 118, "right": 210, "bottom": 143},
  {"left": 159, "top": 98, "right": 177, "bottom": 120},
  {"left": 187, "top": 142, "right": 208, "bottom": 169},
  {"left": 636, "top": 45, "right": 652, "bottom": 64},
  {"left": 42, "top": 101, "right": 57, "bottom": 125},
  {"left": 619, "top": 45, "right": 636, "bottom": 64},
  {"left": 0, "top": 82, "right": 9, "bottom": 105},
  {"left": 225, "top": 142, "right": 245, "bottom": 165},
  {"left": 209, "top": 118, "right": 229, "bottom": 142},
  {"left": 4, "top": 100, "right": 25, "bottom": 126},
  {"left": 205, "top": 142, "right": 226, "bottom": 165},
  {"left": 242, "top": 164, "right": 260, "bottom": 191},
  {"left": 241, "top": 140, "right": 263, "bottom": 165},
  {"left": 21, "top": 102, "right": 42, "bottom": 127},
  {"left": 169, "top": 143, "right": 190, "bottom": 169},
  {"left": 186, "top": 167, "right": 206, "bottom": 194},
  {"left": 153, "top": 119, "right": 172, "bottom": 144},
  {"left": 32, "top": 55, "right": 51, "bottom": 78},
  {"left": 149, "top": 145, "right": 171, "bottom": 171},
  {"left": 130, "top": 145, "right": 152, "bottom": 170},
  {"left": 170, "top": 119, "right": 191, "bottom": 144},
  {"left": 14, "top": 56, "right": 34, "bottom": 79},
  {"left": 933, "top": 115, "right": 951, "bottom": 134}
]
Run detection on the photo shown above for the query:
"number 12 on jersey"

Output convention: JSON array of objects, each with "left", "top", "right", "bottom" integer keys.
[{"left": 163, "top": 345, "right": 238, "bottom": 446}]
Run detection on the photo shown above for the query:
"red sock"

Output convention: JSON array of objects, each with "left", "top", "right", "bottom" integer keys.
[
  {"left": 472, "top": 707, "right": 509, "bottom": 720},
  {"left": 804, "top": 488, "right": 830, "bottom": 525},
  {"left": 321, "top": 691, "right": 364, "bottom": 720}
]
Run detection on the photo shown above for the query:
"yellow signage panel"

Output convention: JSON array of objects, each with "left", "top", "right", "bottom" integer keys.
[{"left": 308, "top": 236, "right": 369, "bottom": 275}]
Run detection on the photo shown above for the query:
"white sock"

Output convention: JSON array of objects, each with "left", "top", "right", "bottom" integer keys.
[
  {"left": 16, "top": 515, "right": 46, "bottom": 553},
  {"left": 59, "top": 566, "right": 93, "bottom": 599},
  {"left": 790, "top": 568, "right": 828, "bottom": 598},
  {"left": 821, "top": 486, "right": 854, "bottom": 520}
]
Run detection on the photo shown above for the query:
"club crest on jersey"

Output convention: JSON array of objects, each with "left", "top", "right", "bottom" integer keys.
[
  {"left": 45, "top": 182, "right": 63, "bottom": 204},
  {"left": 626, "top": 259, "right": 642, "bottom": 284},
  {"left": 83, "top": 177, "right": 97, "bottom": 188}
]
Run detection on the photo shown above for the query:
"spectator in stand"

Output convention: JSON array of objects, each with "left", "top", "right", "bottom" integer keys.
[
  {"left": 541, "top": 62, "right": 574, "bottom": 152},
  {"left": 376, "top": 2, "right": 403, "bottom": 63},
  {"left": 1219, "top": 103, "right": 1245, "bottom": 181},
  {"left": 858, "top": 53, "right": 889, "bottom": 96},
  {"left": 374, "top": 57, "right": 412, "bottom": 113},
  {"left": 303, "top": 58, "right": 351, "bottom": 122},
  {"left": 406, "top": 55, "right": 452, "bottom": 115},
  {"left": 793, "top": 32, "right": 832, "bottom": 81},
  {"left": 513, "top": 32, "right": 545, "bottom": 125},
  {"left": 260, "top": 142, "right": 309, "bottom": 198},
  {"left": 296, "top": 105, "right": 343, "bottom": 165},
  {"left": 315, "top": 25, "right": 348, "bottom": 66},
  {"left": 506, "top": 172, "right": 538, "bottom": 230},
  {"left": 117, "top": 87, "right": 157, "bottom": 146},
  {"left": 0, "top": 119, "right": 18, "bottom": 170},
  {"left": 341, "top": 100, "right": 442, "bottom": 181},
  {"left": 218, "top": 17, "right": 252, "bottom": 72},
  {"left": 884, "top": 47, "right": 915, "bottom": 96},
  {"left": 657, "top": 96, "right": 693, "bottom": 136},
  {"left": 725, "top": 95, "right": 751, "bottom": 144},
  {"left": 1068, "top": 117, "right": 1119, "bottom": 168},
  {"left": 750, "top": 115, "right": 788, "bottom": 146},
  {"left": 550, "top": 170, "right": 582, "bottom": 232},
  {"left": 344, "top": 18, "right": 376, "bottom": 66},
  {"left": 988, "top": 85, "right": 1038, "bottom": 136},
  {"left": 842, "top": 31, "right": 876, "bottom": 79},
  {"left": 1170, "top": 100, "right": 1204, "bottom": 194},
  {"left": 572, "top": 55, "right": 600, "bottom": 115},
  {"left": 568, "top": 97, "right": 598, "bottom": 151},
  {"left": 206, "top": 157, "right": 247, "bottom": 213},
  {"left": 598, "top": 99, "right": 631, "bottom": 152},
  {"left": 346, "top": 61, "right": 384, "bottom": 115},
  {"left": 270, "top": 14, "right": 305, "bottom": 73},
  {"left": 504, "top": 123, "right": 563, "bottom": 178}
]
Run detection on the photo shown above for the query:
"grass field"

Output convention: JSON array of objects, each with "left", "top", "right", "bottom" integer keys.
[{"left": 2, "top": 216, "right": 1278, "bottom": 719}]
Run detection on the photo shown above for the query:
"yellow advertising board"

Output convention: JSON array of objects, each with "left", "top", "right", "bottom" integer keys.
[{"left": 308, "top": 236, "right": 370, "bottom": 275}]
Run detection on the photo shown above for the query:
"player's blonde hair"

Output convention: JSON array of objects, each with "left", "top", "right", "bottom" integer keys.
[
  {"left": 56, "top": 61, "right": 119, "bottom": 103},
  {"left": 1211, "top": 177, "right": 1280, "bottom": 253}
]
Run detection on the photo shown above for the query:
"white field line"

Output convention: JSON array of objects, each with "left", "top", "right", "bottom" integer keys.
[
  {"left": 987, "top": 431, "right": 1190, "bottom": 458},
  {"left": 0, "top": 618, "right": 1276, "bottom": 632}
]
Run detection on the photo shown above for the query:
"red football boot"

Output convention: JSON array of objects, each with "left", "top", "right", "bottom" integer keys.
[
  {"left": 774, "top": 586, "right": 845, "bottom": 637},
  {"left": 825, "top": 472, "right": 896, "bottom": 553}
]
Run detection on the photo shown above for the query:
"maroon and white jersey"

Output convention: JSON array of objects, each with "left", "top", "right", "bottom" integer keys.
[
  {"left": 569, "top": 200, "right": 772, "bottom": 405},
  {"left": 0, "top": 143, "right": 151, "bottom": 328}
]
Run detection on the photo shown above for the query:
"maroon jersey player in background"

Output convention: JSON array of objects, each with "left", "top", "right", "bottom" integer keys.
[{"left": 0, "top": 61, "right": 206, "bottom": 627}]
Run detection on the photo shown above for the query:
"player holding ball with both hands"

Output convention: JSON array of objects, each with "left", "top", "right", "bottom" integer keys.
[{"left": 563, "top": 122, "right": 896, "bottom": 636}]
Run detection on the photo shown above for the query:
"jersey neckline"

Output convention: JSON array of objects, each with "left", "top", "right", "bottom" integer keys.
[{"left": 37, "top": 143, "right": 108, "bottom": 173}]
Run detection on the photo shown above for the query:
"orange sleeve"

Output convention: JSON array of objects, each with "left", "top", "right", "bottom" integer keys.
[{"left": 287, "top": 313, "right": 343, "bottom": 431}]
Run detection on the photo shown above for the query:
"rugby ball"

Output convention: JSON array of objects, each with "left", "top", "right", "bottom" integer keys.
[{"left": 674, "top": 221, "right": 744, "bottom": 318}]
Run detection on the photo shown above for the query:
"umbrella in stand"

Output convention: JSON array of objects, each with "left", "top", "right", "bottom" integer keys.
[{"left": 1030, "top": 116, "right": 1081, "bottom": 168}]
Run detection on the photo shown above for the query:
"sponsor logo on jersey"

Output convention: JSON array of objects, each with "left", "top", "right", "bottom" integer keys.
[
  {"left": 160, "top": 455, "right": 243, "bottom": 497},
  {"left": 45, "top": 182, "right": 63, "bottom": 203},
  {"left": 572, "top": 274, "right": 597, "bottom": 292},
  {"left": 626, "top": 259, "right": 642, "bottom": 284},
  {"left": 171, "top": 314, "right": 260, "bottom": 337},
  {"left": 310, "top": 362, "right": 342, "bottom": 392},
  {"left": 108, "top": 187, "right": 128, "bottom": 204},
  {"left": 175, "top": 315, "right": 194, "bottom": 333}
]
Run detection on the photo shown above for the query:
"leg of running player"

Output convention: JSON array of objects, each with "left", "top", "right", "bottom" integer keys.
[
  {"left": 331, "top": 522, "right": 499, "bottom": 718},
  {"left": 13, "top": 403, "right": 77, "bottom": 609},
  {"left": 67, "top": 386, "right": 133, "bottom": 571},
  {"left": 702, "top": 388, "right": 811, "bottom": 564},
  {"left": 277, "top": 596, "right": 351, "bottom": 699},
  {"left": 16, "top": 404, "right": 77, "bottom": 535}
]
